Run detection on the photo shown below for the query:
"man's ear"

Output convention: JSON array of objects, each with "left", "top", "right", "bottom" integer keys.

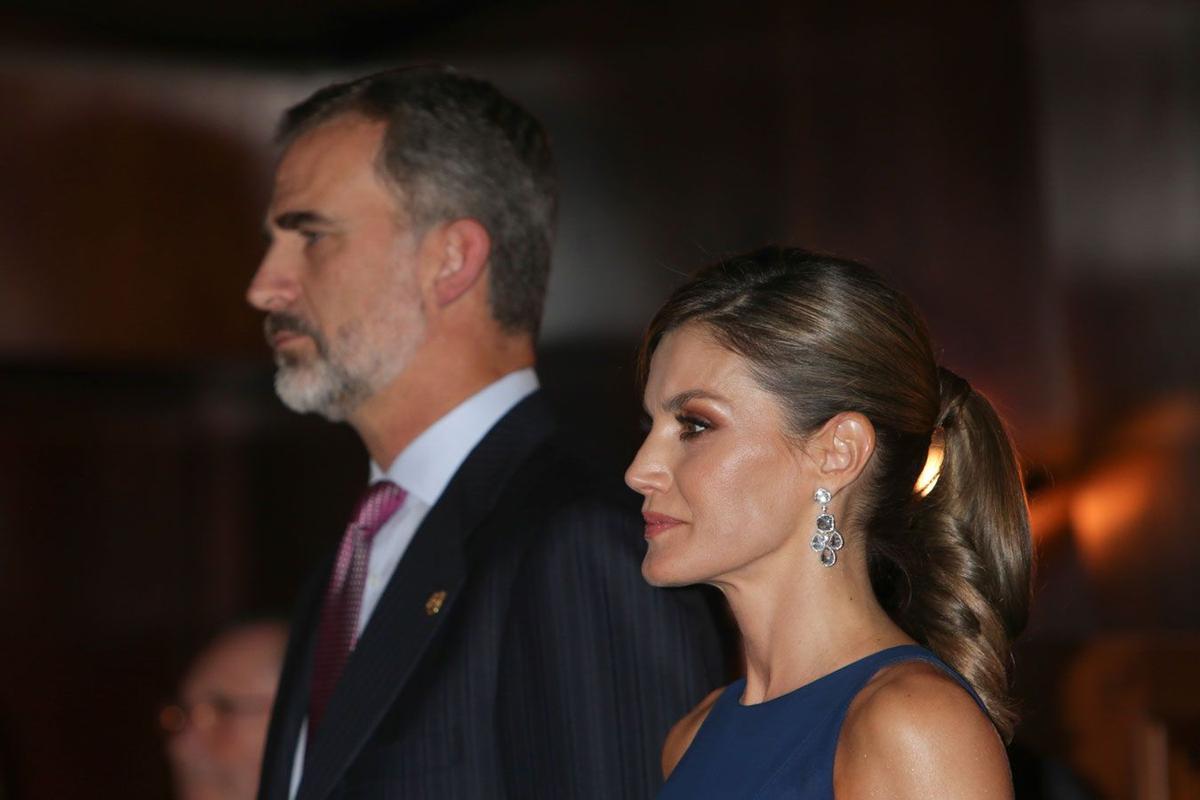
[
  {"left": 432, "top": 218, "right": 491, "bottom": 307},
  {"left": 812, "top": 412, "right": 876, "bottom": 491}
]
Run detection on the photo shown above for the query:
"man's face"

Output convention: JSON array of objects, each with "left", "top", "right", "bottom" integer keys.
[
  {"left": 165, "top": 626, "right": 286, "bottom": 800},
  {"left": 247, "top": 115, "right": 427, "bottom": 421}
]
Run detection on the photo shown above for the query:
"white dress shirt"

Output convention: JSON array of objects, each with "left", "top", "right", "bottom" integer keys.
[{"left": 289, "top": 368, "right": 539, "bottom": 798}]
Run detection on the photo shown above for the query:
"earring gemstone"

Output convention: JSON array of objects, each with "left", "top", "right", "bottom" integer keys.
[{"left": 812, "top": 487, "right": 841, "bottom": 568}]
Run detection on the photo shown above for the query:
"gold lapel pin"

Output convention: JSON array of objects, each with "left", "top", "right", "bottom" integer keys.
[{"left": 424, "top": 590, "right": 447, "bottom": 616}]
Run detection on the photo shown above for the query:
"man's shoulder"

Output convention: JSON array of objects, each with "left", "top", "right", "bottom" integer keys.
[
  {"left": 488, "top": 434, "right": 643, "bottom": 563},
  {"left": 513, "top": 433, "right": 636, "bottom": 510}
]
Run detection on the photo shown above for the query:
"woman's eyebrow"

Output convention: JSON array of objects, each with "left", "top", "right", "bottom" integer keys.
[{"left": 663, "top": 389, "right": 725, "bottom": 413}]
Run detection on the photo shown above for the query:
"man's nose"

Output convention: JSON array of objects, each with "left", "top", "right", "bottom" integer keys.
[
  {"left": 246, "top": 245, "right": 299, "bottom": 312},
  {"left": 164, "top": 704, "right": 217, "bottom": 763}
]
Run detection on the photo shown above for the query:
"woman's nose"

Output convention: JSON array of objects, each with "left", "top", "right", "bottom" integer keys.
[{"left": 625, "top": 438, "right": 672, "bottom": 496}]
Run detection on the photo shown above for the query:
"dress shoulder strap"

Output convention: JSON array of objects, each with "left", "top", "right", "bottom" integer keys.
[{"left": 861, "top": 644, "right": 989, "bottom": 717}]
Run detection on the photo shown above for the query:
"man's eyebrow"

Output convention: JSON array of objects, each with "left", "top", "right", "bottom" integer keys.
[
  {"left": 662, "top": 389, "right": 724, "bottom": 413},
  {"left": 271, "top": 210, "right": 335, "bottom": 231}
]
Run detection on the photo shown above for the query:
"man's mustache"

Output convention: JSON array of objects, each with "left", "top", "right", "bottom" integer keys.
[{"left": 264, "top": 313, "right": 324, "bottom": 352}]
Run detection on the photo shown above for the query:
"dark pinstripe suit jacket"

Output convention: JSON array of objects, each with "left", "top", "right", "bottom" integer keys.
[{"left": 258, "top": 392, "right": 726, "bottom": 799}]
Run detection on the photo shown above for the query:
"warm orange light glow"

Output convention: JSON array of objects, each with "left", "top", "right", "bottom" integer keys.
[
  {"left": 1069, "top": 454, "right": 1163, "bottom": 570},
  {"left": 1028, "top": 485, "right": 1072, "bottom": 545},
  {"left": 914, "top": 440, "right": 945, "bottom": 497}
]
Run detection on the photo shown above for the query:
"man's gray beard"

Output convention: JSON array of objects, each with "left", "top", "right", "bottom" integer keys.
[
  {"left": 266, "top": 300, "right": 424, "bottom": 423},
  {"left": 273, "top": 354, "right": 372, "bottom": 422}
]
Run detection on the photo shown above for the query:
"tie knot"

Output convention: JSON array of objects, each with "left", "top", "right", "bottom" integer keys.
[{"left": 350, "top": 481, "right": 407, "bottom": 541}]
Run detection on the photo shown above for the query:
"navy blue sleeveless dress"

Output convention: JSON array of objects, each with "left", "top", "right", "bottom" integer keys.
[{"left": 659, "top": 645, "right": 986, "bottom": 799}]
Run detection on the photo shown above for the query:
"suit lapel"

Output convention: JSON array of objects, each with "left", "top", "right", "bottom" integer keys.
[
  {"left": 259, "top": 559, "right": 326, "bottom": 800},
  {"left": 295, "top": 392, "right": 556, "bottom": 800}
]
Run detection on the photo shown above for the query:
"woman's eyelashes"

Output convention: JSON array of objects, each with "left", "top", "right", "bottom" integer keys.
[
  {"left": 639, "top": 411, "right": 715, "bottom": 439},
  {"left": 677, "top": 414, "right": 712, "bottom": 440}
]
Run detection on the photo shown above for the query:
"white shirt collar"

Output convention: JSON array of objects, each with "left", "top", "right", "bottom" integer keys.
[{"left": 368, "top": 367, "right": 539, "bottom": 506}]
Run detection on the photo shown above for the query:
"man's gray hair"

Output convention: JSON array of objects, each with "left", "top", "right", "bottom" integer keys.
[{"left": 278, "top": 65, "right": 557, "bottom": 336}]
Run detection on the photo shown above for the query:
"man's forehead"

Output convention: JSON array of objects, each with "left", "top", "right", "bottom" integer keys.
[
  {"left": 271, "top": 116, "right": 388, "bottom": 201},
  {"left": 285, "top": 112, "right": 387, "bottom": 158},
  {"left": 183, "top": 638, "right": 278, "bottom": 694}
]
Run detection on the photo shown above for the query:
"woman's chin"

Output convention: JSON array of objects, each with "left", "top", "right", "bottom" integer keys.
[{"left": 641, "top": 553, "right": 699, "bottom": 588}]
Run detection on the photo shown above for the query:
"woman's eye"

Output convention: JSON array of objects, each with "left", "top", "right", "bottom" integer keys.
[
  {"left": 677, "top": 415, "right": 710, "bottom": 439},
  {"left": 300, "top": 230, "right": 325, "bottom": 246}
]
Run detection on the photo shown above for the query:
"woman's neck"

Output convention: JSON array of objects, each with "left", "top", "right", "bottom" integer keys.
[{"left": 716, "top": 546, "right": 913, "bottom": 705}]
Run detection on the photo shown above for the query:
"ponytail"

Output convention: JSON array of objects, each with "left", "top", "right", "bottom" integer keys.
[{"left": 871, "top": 367, "right": 1032, "bottom": 741}]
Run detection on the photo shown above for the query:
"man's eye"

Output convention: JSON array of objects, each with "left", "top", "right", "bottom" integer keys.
[
  {"left": 677, "top": 415, "right": 710, "bottom": 439},
  {"left": 300, "top": 230, "right": 324, "bottom": 245}
]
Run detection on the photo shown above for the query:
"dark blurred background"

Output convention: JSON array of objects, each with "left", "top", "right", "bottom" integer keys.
[{"left": 1, "top": 1, "right": 1198, "bottom": 797}]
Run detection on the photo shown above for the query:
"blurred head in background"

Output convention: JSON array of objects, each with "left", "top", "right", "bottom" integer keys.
[{"left": 163, "top": 620, "right": 288, "bottom": 800}]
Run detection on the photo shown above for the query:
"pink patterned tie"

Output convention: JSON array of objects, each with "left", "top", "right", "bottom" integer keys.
[{"left": 307, "top": 481, "right": 407, "bottom": 739}]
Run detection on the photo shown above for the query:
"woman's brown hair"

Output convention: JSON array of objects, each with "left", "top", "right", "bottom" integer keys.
[{"left": 639, "top": 246, "right": 1033, "bottom": 741}]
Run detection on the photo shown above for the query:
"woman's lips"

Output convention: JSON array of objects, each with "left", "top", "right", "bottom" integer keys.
[{"left": 642, "top": 512, "right": 683, "bottom": 538}]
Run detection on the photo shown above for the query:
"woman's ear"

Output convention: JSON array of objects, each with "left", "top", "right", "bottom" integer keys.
[
  {"left": 812, "top": 412, "right": 876, "bottom": 490},
  {"left": 432, "top": 218, "right": 491, "bottom": 307}
]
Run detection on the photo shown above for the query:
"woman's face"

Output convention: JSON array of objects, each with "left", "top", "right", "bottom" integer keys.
[{"left": 626, "top": 324, "right": 818, "bottom": 588}]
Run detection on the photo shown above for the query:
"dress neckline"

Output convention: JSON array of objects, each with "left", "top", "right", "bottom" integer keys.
[{"left": 731, "top": 644, "right": 928, "bottom": 710}]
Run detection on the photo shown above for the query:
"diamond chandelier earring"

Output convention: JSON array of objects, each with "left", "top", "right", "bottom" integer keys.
[{"left": 810, "top": 488, "right": 844, "bottom": 567}]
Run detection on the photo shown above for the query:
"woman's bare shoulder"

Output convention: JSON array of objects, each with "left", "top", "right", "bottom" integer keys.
[
  {"left": 662, "top": 685, "right": 727, "bottom": 779},
  {"left": 834, "top": 660, "right": 1012, "bottom": 800}
]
